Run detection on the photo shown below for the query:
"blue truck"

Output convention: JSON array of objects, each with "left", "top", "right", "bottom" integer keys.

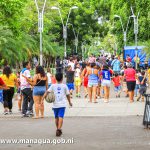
[{"left": 124, "top": 46, "right": 150, "bottom": 69}]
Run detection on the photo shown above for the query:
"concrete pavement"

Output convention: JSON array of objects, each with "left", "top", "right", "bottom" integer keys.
[
  {"left": 0, "top": 85, "right": 149, "bottom": 117},
  {"left": 0, "top": 86, "right": 149, "bottom": 150},
  {"left": 0, "top": 117, "right": 149, "bottom": 150}
]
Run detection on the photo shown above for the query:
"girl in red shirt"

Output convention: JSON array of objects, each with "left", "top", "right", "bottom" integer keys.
[{"left": 112, "top": 73, "right": 122, "bottom": 98}]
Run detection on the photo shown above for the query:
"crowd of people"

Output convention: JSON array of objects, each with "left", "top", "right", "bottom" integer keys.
[{"left": 0, "top": 54, "right": 150, "bottom": 136}]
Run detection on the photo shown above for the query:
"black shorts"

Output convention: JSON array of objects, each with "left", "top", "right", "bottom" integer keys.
[
  {"left": 127, "top": 81, "right": 136, "bottom": 91},
  {"left": 139, "top": 86, "right": 147, "bottom": 96}
]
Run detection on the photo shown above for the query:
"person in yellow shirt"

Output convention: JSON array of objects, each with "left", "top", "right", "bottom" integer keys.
[
  {"left": 147, "top": 66, "right": 150, "bottom": 84},
  {"left": 0, "top": 66, "right": 18, "bottom": 115}
]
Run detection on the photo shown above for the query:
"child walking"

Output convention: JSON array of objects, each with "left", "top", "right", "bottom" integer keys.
[
  {"left": 74, "top": 63, "right": 81, "bottom": 97},
  {"left": 112, "top": 73, "right": 122, "bottom": 98},
  {"left": 42, "top": 73, "right": 72, "bottom": 137},
  {"left": 81, "top": 62, "right": 90, "bottom": 98},
  {"left": 66, "top": 66, "right": 75, "bottom": 98}
]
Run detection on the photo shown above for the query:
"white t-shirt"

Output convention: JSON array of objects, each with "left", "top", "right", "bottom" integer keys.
[
  {"left": 68, "top": 62, "right": 75, "bottom": 71},
  {"left": 47, "top": 72, "right": 52, "bottom": 84},
  {"left": 20, "top": 69, "right": 31, "bottom": 90},
  {"left": 48, "top": 83, "right": 70, "bottom": 108},
  {"left": 75, "top": 68, "right": 81, "bottom": 77}
]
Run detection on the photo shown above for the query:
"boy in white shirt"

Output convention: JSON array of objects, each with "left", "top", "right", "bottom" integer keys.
[{"left": 42, "top": 73, "right": 72, "bottom": 137}]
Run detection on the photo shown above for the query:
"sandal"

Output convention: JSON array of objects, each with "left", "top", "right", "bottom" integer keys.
[
  {"left": 32, "top": 116, "right": 40, "bottom": 119},
  {"left": 84, "top": 94, "right": 88, "bottom": 98}
]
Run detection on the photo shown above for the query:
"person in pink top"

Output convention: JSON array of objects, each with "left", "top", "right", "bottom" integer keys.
[
  {"left": 124, "top": 63, "right": 136, "bottom": 103},
  {"left": 88, "top": 54, "right": 96, "bottom": 64}
]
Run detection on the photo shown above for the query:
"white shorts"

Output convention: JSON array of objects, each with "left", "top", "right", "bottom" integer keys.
[{"left": 102, "top": 80, "right": 111, "bottom": 87}]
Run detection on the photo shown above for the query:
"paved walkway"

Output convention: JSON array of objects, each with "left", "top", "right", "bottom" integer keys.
[
  {"left": 0, "top": 86, "right": 149, "bottom": 150},
  {"left": 0, "top": 86, "right": 149, "bottom": 117},
  {"left": 0, "top": 117, "right": 149, "bottom": 150}
]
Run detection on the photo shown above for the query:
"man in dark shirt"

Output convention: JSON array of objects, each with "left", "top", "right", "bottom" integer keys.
[
  {"left": 66, "top": 66, "right": 75, "bottom": 98},
  {"left": 56, "top": 56, "right": 62, "bottom": 73},
  {"left": 137, "top": 71, "right": 147, "bottom": 102}
]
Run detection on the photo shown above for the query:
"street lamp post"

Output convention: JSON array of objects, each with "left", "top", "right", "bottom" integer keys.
[
  {"left": 68, "top": 23, "right": 86, "bottom": 54},
  {"left": 131, "top": 7, "right": 140, "bottom": 69},
  {"left": 114, "top": 15, "right": 132, "bottom": 47},
  {"left": 82, "top": 40, "right": 86, "bottom": 61},
  {"left": 51, "top": 6, "right": 78, "bottom": 57},
  {"left": 34, "top": 0, "right": 47, "bottom": 66},
  {"left": 68, "top": 23, "right": 79, "bottom": 54}
]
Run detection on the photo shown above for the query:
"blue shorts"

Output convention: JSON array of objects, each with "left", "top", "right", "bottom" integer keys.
[
  {"left": 0, "top": 90, "right": 3, "bottom": 103},
  {"left": 53, "top": 107, "right": 66, "bottom": 118},
  {"left": 114, "top": 86, "right": 121, "bottom": 92},
  {"left": 33, "top": 86, "right": 46, "bottom": 96},
  {"left": 48, "top": 84, "right": 52, "bottom": 88},
  {"left": 67, "top": 83, "right": 74, "bottom": 90}
]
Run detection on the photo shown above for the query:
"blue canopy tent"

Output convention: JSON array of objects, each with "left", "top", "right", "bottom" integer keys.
[
  {"left": 124, "top": 46, "right": 150, "bottom": 68},
  {"left": 124, "top": 46, "right": 146, "bottom": 61}
]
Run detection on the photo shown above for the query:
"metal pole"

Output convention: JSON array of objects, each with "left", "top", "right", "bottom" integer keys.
[
  {"left": 64, "top": 38, "right": 67, "bottom": 57},
  {"left": 66, "top": 8, "right": 72, "bottom": 26},
  {"left": 40, "top": 27, "right": 43, "bottom": 66},
  {"left": 118, "top": 17, "right": 126, "bottom": 56},
  {"left": 123, "top": 31, "right": 127, "bottom": 47},
  {"left": 135, "top": 17, "right": 138, "bottom": 69},
  {"left": 75, "top": 40, "right": 78, "bottom": 54},
  {"left": 63, "top": 25, "right": 67, "bottom": 57},
  {"left": 82, "top": 44, "right": 84, "bottom": 61},
  {"left": 34, "top": 0, "right": 47, "bottom": 66}
]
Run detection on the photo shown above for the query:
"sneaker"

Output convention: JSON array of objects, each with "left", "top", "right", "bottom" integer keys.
[
  {"left": 85, "top": 94, "right": 88, "bottom": 98},
  {"left": 4, "top": 112, "right": 9, "bottom": 115},
  {"left": 9, "top": 110, "right": 13, "bottom": 114},
  {"left": 21, "top": 114, "right": 29, "bottom": 118},
  {"left": 137, "top": 97, "right": 141, "bottom": 101},
  {"left": 97, "top": 96, "right": 100, "bottom": 99},
  {"left": 104, "top": 100, "right": 108, "bottom": 103},
  {"left": 26, "top": 111, "right": 33, "bottom": 116},
  {"left": 125, "top": 94, "right": 129, "bottom": 97}
]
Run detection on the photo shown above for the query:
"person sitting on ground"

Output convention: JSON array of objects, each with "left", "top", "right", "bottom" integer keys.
[{"left": 42, "top": 73, "right": 72, "bottom": 137}]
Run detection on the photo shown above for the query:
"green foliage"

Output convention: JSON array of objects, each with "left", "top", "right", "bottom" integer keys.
[{"left": 0, "top": 0, "right": 149, "bottom": 66}]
